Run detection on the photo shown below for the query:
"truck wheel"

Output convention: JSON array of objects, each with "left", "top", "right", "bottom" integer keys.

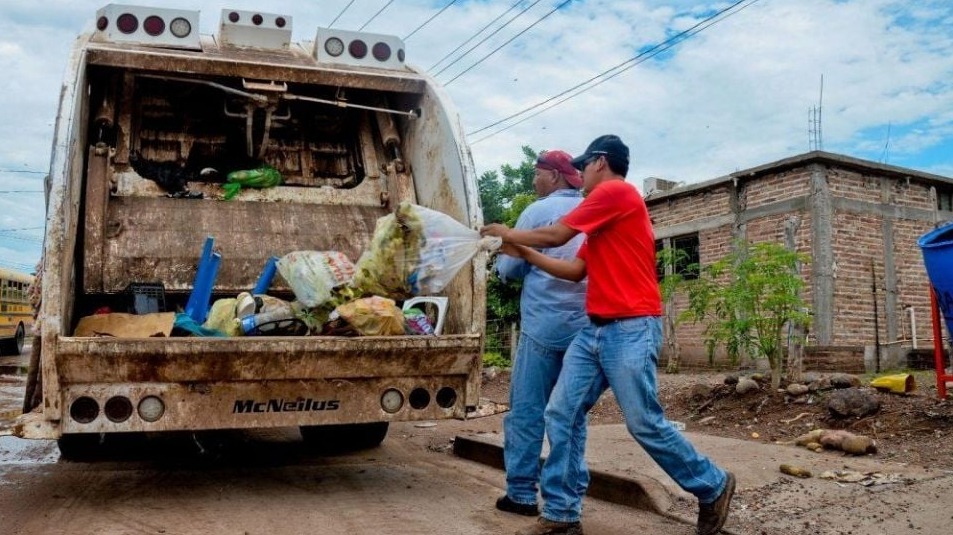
[
  {"left": 299, "top": 422, "right": 389, "bottom": 453},
  {"left": 0, "top": 323, "right": 25, "bottom": 356}
]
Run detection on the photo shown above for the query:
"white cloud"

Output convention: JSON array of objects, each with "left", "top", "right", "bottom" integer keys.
[{"left": 0, "top": 0, "right": 951, "bottom": 268}]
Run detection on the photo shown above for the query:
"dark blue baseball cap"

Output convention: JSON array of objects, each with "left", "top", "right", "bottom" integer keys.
[{"left": 570, "top": 135, "right": 630, "bottom": 170}]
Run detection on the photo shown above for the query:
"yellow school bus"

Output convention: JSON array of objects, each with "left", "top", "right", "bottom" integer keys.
[{"left": 0, "top": 267, "right": 33, "bottom": 356}]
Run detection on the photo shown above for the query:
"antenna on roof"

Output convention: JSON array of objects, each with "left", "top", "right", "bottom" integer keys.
[
  {"left": 881, "top": 122, "right": 891, "bottom": 164},
  {"left": 808, "top": 74, "right": 824, "bottom": 152}
]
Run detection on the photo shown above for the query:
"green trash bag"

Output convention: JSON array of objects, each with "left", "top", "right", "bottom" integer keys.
[{"left": 222, "top": 165, "right": 282, "bottom": 200}]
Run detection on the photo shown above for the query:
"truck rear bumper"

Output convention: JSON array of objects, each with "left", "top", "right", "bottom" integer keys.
[{"left": 20, "top": 334, "right": 482, "bottom": 438}]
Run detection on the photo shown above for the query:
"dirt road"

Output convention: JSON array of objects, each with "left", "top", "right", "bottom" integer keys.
[{"left": 0, "top": 349, "right": 686, "bottom": 535}]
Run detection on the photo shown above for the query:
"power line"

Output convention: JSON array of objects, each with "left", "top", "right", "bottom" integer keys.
[
  {"left": 0, "top": 226, "right": 44, "bottom": 232},
  {"left": 428, "top": 0, "right": 524, "bottom": 72},
  {"left": 358, "top": 0, "right": 395, "bottom": 31},
  {"left": 0, "top": 169, "right": 45, "bottom": 175},
  {"left": 469, "top": 0, "right": 760, "bottom": 143},
  {"left": 328, "top": 0, "right": 356, "bottom": 28},
  {"left": 0, "top": 190, "right": 43, "bottom": 193},
  {"left": 433, "top": 0, "right": 543, "bottom": 77},
  {"left": 443, "top": 0, "right": 572, "bottom": 86},
  {"left": 0, "top": 259, "right": 36, "bottom": 271},
  {"left": 404, "top": 0, "right": 460, "bottom": 40}
]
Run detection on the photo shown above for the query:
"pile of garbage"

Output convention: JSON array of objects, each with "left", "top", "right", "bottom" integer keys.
[{"left": 75, "top": 203, "right": 500, "bottom": 338}]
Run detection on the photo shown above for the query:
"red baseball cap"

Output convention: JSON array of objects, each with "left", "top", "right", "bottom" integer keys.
[{"left": 536, "top": 150, "right": 583, "bottom": 188}]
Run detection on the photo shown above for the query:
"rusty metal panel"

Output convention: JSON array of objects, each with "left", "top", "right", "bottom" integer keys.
[
  {"left": 55, "top": 335, "right": 482, "bottom": 383},
  {"left": 82, "top": 148, "right": 111, "bottom": 293},
  {"left": 59, "top": 375, "right": 469, "bottom": 433},
  {"left": 98, "top": 198, "right": 386, "bottom": 292},
  {"left": 84, "top": 45, "right": 427, "bottom": 95}
]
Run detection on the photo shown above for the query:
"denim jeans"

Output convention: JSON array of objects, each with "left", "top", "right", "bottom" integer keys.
[
  {"left": 504, "top": 334, "right": 589, "bottom": 505},
  {"left": 539, "top": 316, "right": 728, "bottom": 522}
]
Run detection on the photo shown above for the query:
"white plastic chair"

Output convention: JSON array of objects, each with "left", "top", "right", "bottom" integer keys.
[{"left": 402, "top": 296, "right": 448, "bottom": 335}]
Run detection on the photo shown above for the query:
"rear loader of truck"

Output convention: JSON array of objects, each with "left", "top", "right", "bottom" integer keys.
[{"left": 16, "top": 5, "right": 488, "bottom": 458}]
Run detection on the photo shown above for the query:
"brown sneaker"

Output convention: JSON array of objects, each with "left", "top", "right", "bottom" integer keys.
[
  {"left": 696, "top": 471, "right": 736, "bottom": 535},
  {"left": 496, "top": 495, "right": 539, "bottom": 516},
  {"left": 515, "top": 517, "right": 584, "bottom": 535}
]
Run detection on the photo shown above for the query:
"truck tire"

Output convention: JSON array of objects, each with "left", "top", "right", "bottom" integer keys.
[
  {"left": 0, "top": 323, "right": 25, "bottom": 356},
  {"left": 299, "top": 422, "right": 389, "bottom": 453}
]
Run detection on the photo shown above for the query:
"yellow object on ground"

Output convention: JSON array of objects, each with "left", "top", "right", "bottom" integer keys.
[{"left": 869, "top": 373, "right": 916, "bottom": 394}]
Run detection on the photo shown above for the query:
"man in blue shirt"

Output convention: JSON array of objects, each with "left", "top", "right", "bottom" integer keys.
[{"left": 494, "top": 150, "right": 588, "bottom": 517}]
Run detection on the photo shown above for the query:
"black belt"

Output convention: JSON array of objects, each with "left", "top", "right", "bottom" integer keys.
[{"left": 588, "top": 315, "right": 632, "bottom": 326}]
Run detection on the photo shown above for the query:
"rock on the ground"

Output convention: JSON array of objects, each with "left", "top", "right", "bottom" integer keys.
[
  {"left": 830, "top": 373, "right": 862, "bottom": 389},
  {"left": 724, "top": 374, "right": 739, "bottom": 385},
  {"left": 736, "top": 377, "right": 760, "bottom": 395},
  {"left": 689, "top": 383, "right": 713, "bottom": 403},
  {"left": 786, "top": 383, "right": 810, "bottom": 396},
  {"left": 826, "top": 388, "right": 881, "bottom": 418}
]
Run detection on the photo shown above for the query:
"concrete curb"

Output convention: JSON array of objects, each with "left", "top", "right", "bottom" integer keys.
[{"left": 453, "top": 434, "right": 670, "bottom": 514}]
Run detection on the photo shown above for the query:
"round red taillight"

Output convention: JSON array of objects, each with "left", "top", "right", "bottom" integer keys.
[
  {"left": 228, "top": 11, "right": 240, "bottom": 23},
  {"left": 116, "top": 13, "right": 138, "bottom": 34},
  {"left": 275, "top": 17, "right": 286, "bottom": 28},
  {"left": 349, "top": 39, "right": 367, "bottom": 59},
  {"left": 96, "top": 16, "right": 108, "bottom": 31},
  {"left": 143, "top": 16, "right": 165, "bottom": 36},
  {"left": 372, "top": 42, "right": 391, "bottom": 61},
  {"left": 397, "top": 49, "right": 405, "bottom": 62},
  {"left": 252, "top": 14, "right": 263, "bottom": 25}
]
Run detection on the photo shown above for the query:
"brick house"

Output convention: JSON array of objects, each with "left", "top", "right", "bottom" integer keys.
[{"left": 645, "top": 151, "right": 953, "bottom": 373}]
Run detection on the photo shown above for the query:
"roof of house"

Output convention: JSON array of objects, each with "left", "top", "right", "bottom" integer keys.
[{"left": 643, "top": 150, "right": 953, "bottom": 203}]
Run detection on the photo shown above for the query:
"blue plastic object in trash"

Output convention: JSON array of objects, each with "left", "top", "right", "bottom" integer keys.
[
  {"left": 918, "top": 222, "right": 953, "bottom": 340},
  {"left": 184, "top": 237, "right": 220, "bottom": 324},
  {"left": 252, "top": 255, "right": 280, "bottom": 295}
]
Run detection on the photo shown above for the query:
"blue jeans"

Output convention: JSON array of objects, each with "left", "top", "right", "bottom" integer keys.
[
  {"left": 539, "top": 316, "right": 728, "bottom": 522},
  {"left": 504, "top": 334, "right": 589, "bottom": 505}
]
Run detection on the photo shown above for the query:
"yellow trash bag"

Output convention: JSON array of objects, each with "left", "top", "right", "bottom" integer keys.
[
  {"left": 334, "top": 296, "right": 406, "bottom": 336},
  {"left": 869, "top": 373, "right": 916, "bottom": 394}
]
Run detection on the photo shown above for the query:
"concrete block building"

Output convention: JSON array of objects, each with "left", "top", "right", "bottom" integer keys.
[{"left": 645, "top": 151, "right": 953, "bottom": 372}]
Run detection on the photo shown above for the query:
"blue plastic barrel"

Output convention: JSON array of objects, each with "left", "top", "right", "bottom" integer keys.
[{"left": 918, "top": 222, "right": 953, "bottom": 340}]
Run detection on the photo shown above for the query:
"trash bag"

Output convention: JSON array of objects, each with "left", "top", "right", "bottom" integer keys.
[
  {"left": 333, "top": 296, "right": 405, "bottom": 336},
  {"left": 277, "top": 251, "right": 356, "bottom": 308},
  {"left": 352, "top": 202, "right": 501, "bottom": 298},
  {"left": 222, "top": 165, "right": 282, "bottom": 200},
  {"left": 203, "top": 298, "right": 243, "bottom": 336}
]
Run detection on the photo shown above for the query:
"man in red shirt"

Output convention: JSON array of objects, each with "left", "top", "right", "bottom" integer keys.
[{"left": 481, "top": 135, "right": 735, "bottom": 535}]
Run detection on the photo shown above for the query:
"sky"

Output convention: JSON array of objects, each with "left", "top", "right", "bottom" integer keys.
[{"left": 1, "top": 0, "right": 952, "bottom": 271}]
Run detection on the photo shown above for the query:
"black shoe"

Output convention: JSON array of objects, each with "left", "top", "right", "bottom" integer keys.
[
  {"left": 496, "top": 495, "right": 539, "bottom": 516},
  {"left": 515, "top": 517, "right": 584, "bottom": 535},
  {"left": 696, "top": 472, "right": 736, "bottom": 535}
]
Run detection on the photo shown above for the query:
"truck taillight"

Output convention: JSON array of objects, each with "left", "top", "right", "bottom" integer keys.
[
  {"left": 138, "top": 396, "right": 165, "bottom": 422},
  {"left": 218, "top": 9, "right": 292, "bottom": 49},
  {"left": 314, "top": 28, "right": 406, "bottom": 70},
  {"left": 349, "top": 39, "right": 367, "bottom": 59},
  {"left": 69, "top": 396, "right": 99, "bottom": 424},
  {"left": 143, "top": 15, "right": 165, "bottom": 36},
  {"left": 104, "top": 396, "right": 134, "bottom": 423},
  {"left": 169, "top": 17, "right": 191, "bottom": 38},
  {"left": 116, "top": 13, "right": 138, "bottom": 34},
  {"left": 372, "top": 42, "right": 391, "bottom": 61},
  {"left": 92, "top": 5, "right": 200, "bottom": 50}
]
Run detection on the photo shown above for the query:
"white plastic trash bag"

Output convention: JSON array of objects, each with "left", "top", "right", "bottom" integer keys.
[
  {"left": 277, "top": 251, "right": 355, "bottom": 307},
  {"left": 352, "top": 202, "right": 500, "bottom": 298}
]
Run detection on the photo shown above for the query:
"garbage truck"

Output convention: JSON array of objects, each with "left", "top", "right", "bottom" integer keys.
[{"left": 14, "top": 4, "right": 489, "bottom": 457}]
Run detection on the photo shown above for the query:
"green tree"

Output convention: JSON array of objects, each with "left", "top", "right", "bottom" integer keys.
[
  {"left": 684, "top": 240, "right": 811, "bottom": 390},
  {"left": 657, "top": 247, "right": 693, "bottom": 374},
  {"left": 480, "top": 146, "right": 539, "bottom": 365}
]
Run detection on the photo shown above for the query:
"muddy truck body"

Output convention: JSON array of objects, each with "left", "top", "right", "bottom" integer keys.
[{"left": 16, "top": 5, "right": 487, "bottom": 455}]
